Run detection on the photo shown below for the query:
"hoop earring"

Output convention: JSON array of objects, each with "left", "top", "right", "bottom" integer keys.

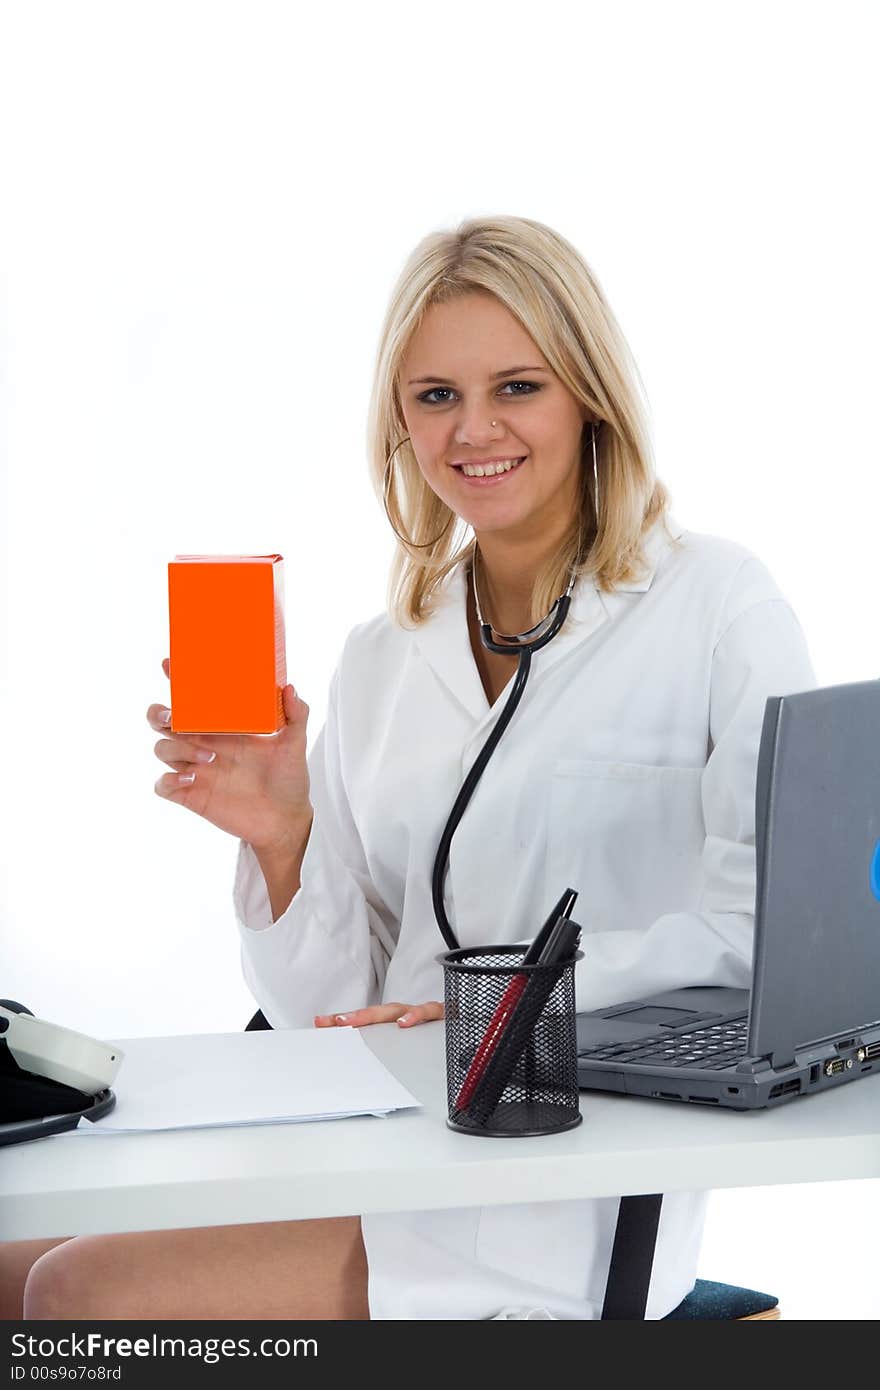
[
  {"left": 592, "top": 420, "right": 600, "bottom": 523},
  {"left": 382, "top": 437, "right": 456, "bottom": 550}
]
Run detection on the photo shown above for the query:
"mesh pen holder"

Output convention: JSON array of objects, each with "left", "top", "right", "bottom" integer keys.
[{"left": 439, "top": 945, "right": 584, "bottom": 1137}]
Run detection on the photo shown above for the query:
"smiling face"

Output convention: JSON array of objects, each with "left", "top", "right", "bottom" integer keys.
[{"left": 397, "top": 291, "right": 591, "bottom": 550}]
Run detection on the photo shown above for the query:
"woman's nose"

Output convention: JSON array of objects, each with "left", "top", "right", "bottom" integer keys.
[{"left": 453, "top": 403, "right": 504, "bottom": 443}]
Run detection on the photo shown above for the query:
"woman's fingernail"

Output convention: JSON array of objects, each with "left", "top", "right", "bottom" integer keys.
[
  {"left": 195, "top": 749, "right": 216, "bottom": 763},
  {"left": 178, "top": 772, "right": 196, "bottom": 785},
  {"left": 334, "top": 1014, "right": 349, "bottom": 1024},
  {"left": 398, "top": 1013, "right": 412, "bottom": 1025},
  {"left": 160, "top": 708, "right": 172, "bottom": 726}
]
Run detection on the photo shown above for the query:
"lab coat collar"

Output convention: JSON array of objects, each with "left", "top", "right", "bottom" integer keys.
[{"left": 411, "top": 512, "right": 685, "bottom": 724}]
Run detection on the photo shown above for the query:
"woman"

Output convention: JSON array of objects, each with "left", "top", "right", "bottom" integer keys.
[{"left": 7, "top": 215, "right": 816, "bottom": 1319}]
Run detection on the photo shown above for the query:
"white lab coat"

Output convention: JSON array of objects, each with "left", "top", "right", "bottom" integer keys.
[{"left": 232, "top": 512, "right": 817, "bottom": 1319}]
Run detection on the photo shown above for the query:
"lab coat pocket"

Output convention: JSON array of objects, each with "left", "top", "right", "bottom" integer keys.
[{"left": 546, "top": 760, "right": 705, "bottom": 933}]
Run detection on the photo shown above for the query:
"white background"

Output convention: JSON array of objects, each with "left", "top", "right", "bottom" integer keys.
[{"left": 2, "top": 0, "right": 878, "bottom": 1319}]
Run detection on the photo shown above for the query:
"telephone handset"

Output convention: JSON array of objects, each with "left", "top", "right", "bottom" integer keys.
[{"left": 0, "top": 1000, "right": 122, "bottom": 1145}]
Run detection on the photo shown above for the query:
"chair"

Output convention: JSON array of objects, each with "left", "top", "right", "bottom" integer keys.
[
  {"left": 246, "top": 1010, "right": 780, "bottom": 1320},
  {"left": 246, "top": 1009, "right": 271, "bottom": 1031},
  {"left": 664, "top": 1279, "right": 780, "bottom": 1319}
]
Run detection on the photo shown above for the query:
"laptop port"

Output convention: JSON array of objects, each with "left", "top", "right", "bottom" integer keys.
[
  {"left": 769, "top": 1079, "right": 802, "bottom": 1099},
  {"left": 824, "top": 1058, "right": 846, "bottom": 1076},
  {"left": 864, "top": 1041, "right": 880, "bottom": 1061},
  {"left": 809, "top": 1064, "right": 821, "bottom": 1083}
]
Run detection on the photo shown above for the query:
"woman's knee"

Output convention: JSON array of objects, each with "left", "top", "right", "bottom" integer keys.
[
  {"left": 22, "top": 1220, "right": 371, "bottom": 1321},
  {"left": 0, "top": 1238, "right": 71, "bottom": 1320},
  {"left": 23, "top": 1238, "right": 112, "bottom": 1320}
]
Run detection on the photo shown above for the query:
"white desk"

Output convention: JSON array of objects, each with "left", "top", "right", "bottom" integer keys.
[{"left": 2, "top": 1021, "right": 880, "bottom": 1241}]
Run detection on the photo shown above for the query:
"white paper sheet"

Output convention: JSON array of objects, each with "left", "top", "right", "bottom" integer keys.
[{"left": 75, "top": 1027, "right": 421, "bottom": 1133}]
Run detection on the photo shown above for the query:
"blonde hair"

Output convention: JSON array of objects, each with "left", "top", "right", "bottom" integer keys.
[{"left": 366, "top": 214, "right": 680, "bottom": 629}]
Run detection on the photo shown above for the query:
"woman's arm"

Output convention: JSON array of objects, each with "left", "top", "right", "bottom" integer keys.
[
  {"left": 234, "top": 654, "right": 398, "bottom": 1027},
  {"left": 252, "top": 810, "right": 314, "bottom": 922}
]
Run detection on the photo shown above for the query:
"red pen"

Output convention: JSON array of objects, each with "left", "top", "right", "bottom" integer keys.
[
  {"left": 453, "top": 974, "right": 529, "bottom": 1112},
  {"left": 452, "top": 889, "right": 577, "bottom": 1115}
]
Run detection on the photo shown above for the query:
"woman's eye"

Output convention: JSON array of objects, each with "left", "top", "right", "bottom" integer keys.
[
  {"left": 417, "top": 381, "right": 540, "bottom": 405},
  {"left": 499, "top": 381, "right": 540, "bottom": 396}
]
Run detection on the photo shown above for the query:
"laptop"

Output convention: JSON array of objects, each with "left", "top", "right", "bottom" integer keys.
[{"left": 575, "top": 679, "right": 880, "bottom": 1110}]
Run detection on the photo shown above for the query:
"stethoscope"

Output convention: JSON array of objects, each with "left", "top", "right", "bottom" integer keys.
[{"left": 431, "top": 556, "right": 578, "bottom": 951}]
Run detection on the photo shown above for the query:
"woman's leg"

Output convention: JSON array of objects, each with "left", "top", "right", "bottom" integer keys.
[
  {"left": 23, "top": 1217, "right": 369, "bottom": 1320},
  {"left": 0, "top": 1239, "right": 73, "bottom": 1318}
]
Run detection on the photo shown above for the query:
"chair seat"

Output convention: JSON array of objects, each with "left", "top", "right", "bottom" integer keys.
[{"left": 664, "top": 1279, "right": 780, "bottom": 1320}]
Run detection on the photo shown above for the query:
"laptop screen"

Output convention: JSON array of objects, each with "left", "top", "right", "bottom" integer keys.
[{"left": 751, "top": 680, "right": 880, "bottom": 1065}]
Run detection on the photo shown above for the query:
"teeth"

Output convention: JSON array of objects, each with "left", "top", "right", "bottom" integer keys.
[{"left": 461, "top": 458, "right": 523, "bottom": 478}]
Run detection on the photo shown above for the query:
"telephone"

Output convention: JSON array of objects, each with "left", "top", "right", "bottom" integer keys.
[{"left": 0, "top": 1000, "right": 123, "bottom": 1145}]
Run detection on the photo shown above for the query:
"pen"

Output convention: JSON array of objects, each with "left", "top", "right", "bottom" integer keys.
[
  {"left": 452, "top": 890, "right": 577, "bottom": 1115},
  {"left": 521, "top": 888, "right": 578, "bottom": 968}
]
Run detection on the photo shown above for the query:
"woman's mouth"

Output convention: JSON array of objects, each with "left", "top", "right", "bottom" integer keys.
[{"left": 451, "top": 457, "right": 526, "bottom": 487}]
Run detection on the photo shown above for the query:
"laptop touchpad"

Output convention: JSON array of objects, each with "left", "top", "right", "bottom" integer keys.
[
  {"left": 607, "top": 1005, "right": 699, "bottom": 1025},
  {"left": 577, "top": 1003, "right": 709, "bottom": 1049}
]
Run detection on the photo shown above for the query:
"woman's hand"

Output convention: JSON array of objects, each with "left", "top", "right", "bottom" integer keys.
[
  {"left": 313, "top": 1002, "right": 444, "bottom": 1029},
  {"left": 147, "top": 657, "right": 314, "bottom": 856}
]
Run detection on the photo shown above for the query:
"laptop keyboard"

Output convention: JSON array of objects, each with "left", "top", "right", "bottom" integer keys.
[{"left": 579, "top": 1016, "right": 749, "bottom": 1070}]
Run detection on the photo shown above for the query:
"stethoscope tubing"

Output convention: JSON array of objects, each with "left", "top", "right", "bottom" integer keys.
[
  {"left": 431, "top": 591, "right": 573, "bottom": 951},
  {"left": 432, "top": 647, "right": 532, "bottom": 950}
]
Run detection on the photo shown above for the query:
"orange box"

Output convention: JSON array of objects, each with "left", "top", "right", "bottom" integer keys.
[{"left": 168, "top": 554, "right": 287, "bottom": 734}]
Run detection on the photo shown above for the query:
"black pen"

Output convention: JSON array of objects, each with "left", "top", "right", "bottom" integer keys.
[{"left": 522, "top": 888, "right": 578, "bottom": 966}]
